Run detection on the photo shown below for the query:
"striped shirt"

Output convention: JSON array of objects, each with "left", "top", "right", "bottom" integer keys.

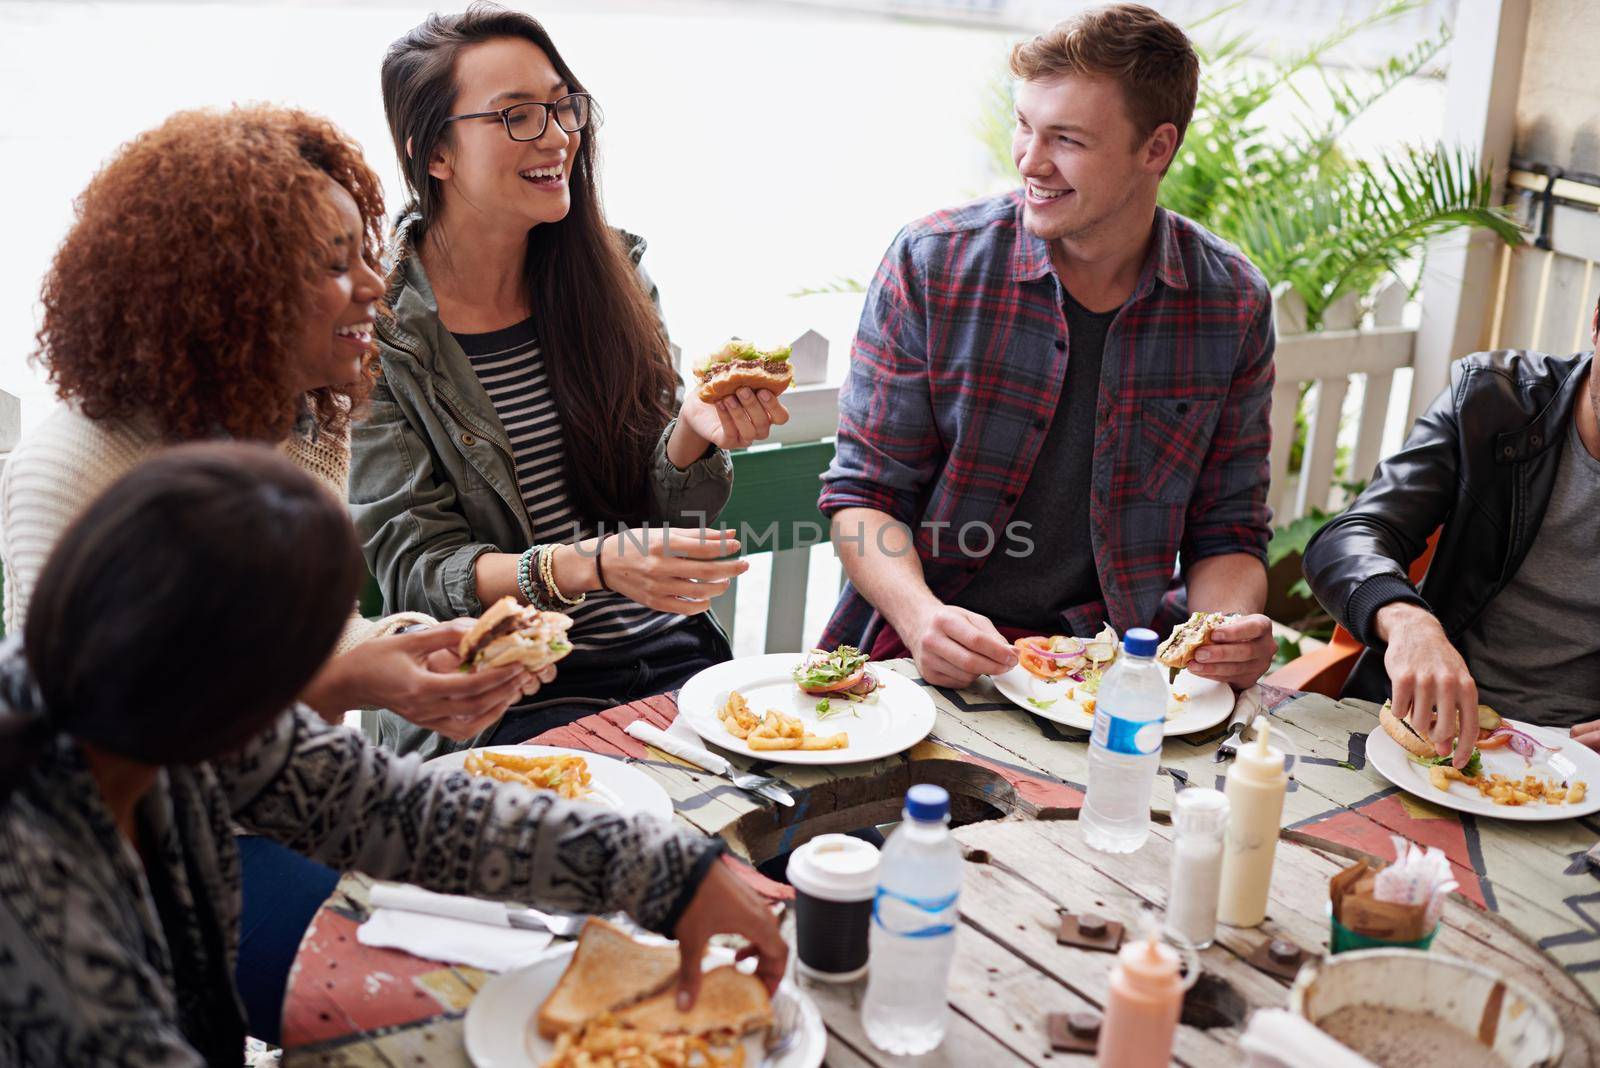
[{"left": 455, "top": 318, "right": 684, "bottom": 649}]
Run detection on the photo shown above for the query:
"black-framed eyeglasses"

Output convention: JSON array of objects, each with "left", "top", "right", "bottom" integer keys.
[{"left": 442, "top": 93, "right": 596, "bottom": 142}]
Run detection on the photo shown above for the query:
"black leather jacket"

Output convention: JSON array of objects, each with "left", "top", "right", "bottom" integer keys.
[{"left": 1303, "top": 349, "right": 1592, "bottom": 701}]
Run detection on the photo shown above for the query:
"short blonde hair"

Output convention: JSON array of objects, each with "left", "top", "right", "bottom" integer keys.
[{"left": 1010, "top": 3, "right": 1199, "bottom": 149}]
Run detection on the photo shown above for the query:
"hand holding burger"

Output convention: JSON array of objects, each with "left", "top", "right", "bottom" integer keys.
[
  {"left": 458, "top": 596, "right": 575, "bottom": 672},
  {"left": 1375, "top": 601, "right": 1480, "bottom": 769},
  {"left": 674, "top": 340, "right": 792, "bottom": 453}
]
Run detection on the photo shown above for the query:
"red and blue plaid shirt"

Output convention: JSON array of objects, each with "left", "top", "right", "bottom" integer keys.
[{"left": 818, "top": 192, "right": 1275, "bottom": 649}]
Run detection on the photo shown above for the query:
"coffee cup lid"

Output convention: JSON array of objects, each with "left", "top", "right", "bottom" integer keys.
[{"left": 786, "top": 834, "right": 880, "bottom": 902}]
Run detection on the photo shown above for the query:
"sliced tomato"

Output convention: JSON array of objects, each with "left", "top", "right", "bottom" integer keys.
[
  {"left": 1015, "top": 637, "right": 1073, "bottom": 681},
  {"left": 1476, "top": 733, "right": 1512, "bottom": 749},
  {"left": 798, "top": 667, "right": 866, "bottom": 695}
]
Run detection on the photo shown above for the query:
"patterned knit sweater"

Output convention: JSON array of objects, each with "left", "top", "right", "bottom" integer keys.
[{"left": 0, "top": 402, "right": 432, "bottom": 650}]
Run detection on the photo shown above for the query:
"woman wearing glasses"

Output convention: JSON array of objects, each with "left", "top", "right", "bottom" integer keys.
[{"left": 355, "top": 4, "right": 788, "bottom": 758}]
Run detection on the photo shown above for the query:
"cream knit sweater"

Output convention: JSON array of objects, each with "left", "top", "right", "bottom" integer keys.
[{"left": 0, "top": 402, "right": 433, "bottom": 650}]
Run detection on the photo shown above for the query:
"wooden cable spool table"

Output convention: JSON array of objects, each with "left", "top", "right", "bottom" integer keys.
[{"left": 278, "top": 661, "right": 1600, "bottom": 1066}]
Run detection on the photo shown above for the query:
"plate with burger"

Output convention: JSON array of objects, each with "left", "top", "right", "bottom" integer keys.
[
  {"left": 991, "top": 622, "right": 1234, "bottom": 736},
  {"left": 675, "top": 650, "right": 937, "bottom": 765},
  {"left": 464, "top": 917, "right": 824, "bottom": 1068},
  {"left": 1366, "top": 701, "right": 1600, "bottom": 821}
]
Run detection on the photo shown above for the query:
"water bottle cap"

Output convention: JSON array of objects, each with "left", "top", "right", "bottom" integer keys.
[
  {"left": 1122, "top": 627, "right": 1159, "bottom": 658},
  {"left": 904, "top": 784, "right": 950, "bottom": 822}
]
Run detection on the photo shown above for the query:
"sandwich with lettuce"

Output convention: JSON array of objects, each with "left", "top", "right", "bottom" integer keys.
[{"left": 692, "top": 339, "right": 794, "bottom": 403}]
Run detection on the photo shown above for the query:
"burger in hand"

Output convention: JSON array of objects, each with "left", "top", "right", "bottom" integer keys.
[
  {"left": 1379, "top": 699, "right": 1502, "bottom": 778},
  {"left": 459, "top": 596, "right": 574, "bottom": 672},
  {"left": 693, "top": 340, "right": 794, "bottom": 404}
]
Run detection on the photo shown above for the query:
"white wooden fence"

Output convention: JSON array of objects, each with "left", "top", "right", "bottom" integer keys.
[{"left": 1268, "top": 278, "right": 1418, "bottom": 522}]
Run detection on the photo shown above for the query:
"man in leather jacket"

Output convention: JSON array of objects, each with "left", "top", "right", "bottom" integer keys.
[{"left": 1303, "top": 306, "right": 1600, "bottom": 768}]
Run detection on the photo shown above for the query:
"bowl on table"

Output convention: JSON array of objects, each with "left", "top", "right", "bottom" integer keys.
[{"left": 1289, "top": 948, "right": 1564, "bottom": 1067}]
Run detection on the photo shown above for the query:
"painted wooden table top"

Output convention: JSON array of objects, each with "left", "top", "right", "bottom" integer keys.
[{"left": 279, "top": 660, "right": 1600, "bottom": 1066}]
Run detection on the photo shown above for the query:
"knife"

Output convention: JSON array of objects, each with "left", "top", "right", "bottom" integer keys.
[
  {"left": 368, "top": 882, "right": 584, "bottom": 936},
  {"left": 625, "top": 721, "right": 796, "bottom": 807}
]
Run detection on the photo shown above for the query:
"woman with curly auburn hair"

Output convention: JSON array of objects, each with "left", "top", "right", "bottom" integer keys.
[
  {"left": 0, "top": 104, "right": 556, "bottom": 1043},
  {"left": 354, "top": 4, "right": 790, "bottom": 758}
]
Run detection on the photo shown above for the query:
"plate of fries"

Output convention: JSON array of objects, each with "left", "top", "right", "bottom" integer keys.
[
  {"left": 676, "top": 654, "right": 936, "bottom": 765},
  {"left": 1367, "top": 717, "right": 1600, "bottom": 821},
  {"left": 464, "top": 941, "right": 825, "bottom": 1068},
  {"left": 427, "top": 745, "right": 674, "bottom": 823}
]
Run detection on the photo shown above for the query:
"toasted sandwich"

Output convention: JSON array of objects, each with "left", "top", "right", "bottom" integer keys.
[
  {"left": 614, "top": 965, "right": 773, "bottom": 1037},
  {"left": 535, "top": 918, "right": 679, "bottom": 1038}
]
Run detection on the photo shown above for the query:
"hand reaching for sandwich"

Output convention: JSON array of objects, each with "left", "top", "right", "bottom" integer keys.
[
  {"left": 597, "top": 529, "right": 749, "bottom": 615},
  {"left": 907, "top": 603, "right": 1018, "bottom": 689},
  {"left": 301, "top": 620, "right": 553, "bottom": 740},
  {"left": 1375, "top": 601, "right": 1480, "bottom": 769},
  {"left": 1184, "top": 613, "right": 1276, "bottom": 688},
  {"left": 672, "top": 855, "right": 788, "bottom": 1010}
]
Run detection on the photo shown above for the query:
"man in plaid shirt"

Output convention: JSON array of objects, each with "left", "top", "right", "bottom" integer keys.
[{"left": 819, "top": 3, "right": 1277, "bottom": 690}]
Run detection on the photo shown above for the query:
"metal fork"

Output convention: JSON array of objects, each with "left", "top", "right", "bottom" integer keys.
[
  {"left": 1212, "top": 709, "right": 1255, "bottom": 762},
  {"left": 727, "top": 768, "right": 796, "bottom": 807},
  {"left": 760, "top": 911, "right": 804, "bottom": 1067},
  {"left": 507, "top": 906, "right": 585, "bottom": 938},
  {"left": 760, "top": 987, "right": 804, "bottom": 1066}
]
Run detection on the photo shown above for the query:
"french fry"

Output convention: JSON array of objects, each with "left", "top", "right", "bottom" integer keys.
[
  {"left": 461, "top": 751, "right": 591, "bottom": 800},
  {"left": 747, "top": 734, "right": 802, "bottom": 750},
  {"left": 716, "top": 691, "right": 850, "bottom": 753}
]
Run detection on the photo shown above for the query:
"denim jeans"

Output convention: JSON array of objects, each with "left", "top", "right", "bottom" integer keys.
[{"left": 235, "top": 836, "right": 339, "bottom": 1045}]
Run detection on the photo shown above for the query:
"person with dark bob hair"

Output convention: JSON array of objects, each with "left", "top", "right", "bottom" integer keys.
[
  {"left": 352, "top": 3, "right": 789, "bottom": 757},
  {"left": 0, "top": 103, "right": 560, "bottom": 1043},
  {"left": 0, "top": 444, "right": 784, "bottom": 1067}
]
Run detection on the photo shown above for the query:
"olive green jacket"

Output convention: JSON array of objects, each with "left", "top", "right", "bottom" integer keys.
[{"left": 350, "top": 215, "right": 734, "bottom": 624}]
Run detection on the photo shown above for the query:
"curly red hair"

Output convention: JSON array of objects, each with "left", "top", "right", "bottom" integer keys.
[{"left": 35, "top": 105, "right": 385, "bottom": 442}]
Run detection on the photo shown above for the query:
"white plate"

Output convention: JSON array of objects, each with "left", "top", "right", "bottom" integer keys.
[
  {"left": 464, "top": 941, "right": 825, "bottom": 1068},
  {"left": 676, "top": 654, "right": 937, "bottom": 765},
  {"left": 427, "top": 745, "right": 674, "bottom": 824},
  {"left": 991, "top": 664, "right": 1233, "bottom": 736},
  {"left": 1366, "top": 717, "right": 1600, "bottom": 822}
]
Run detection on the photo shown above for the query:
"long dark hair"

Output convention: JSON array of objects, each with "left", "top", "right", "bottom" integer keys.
[
  {"left": 382, "top": 4, "right": 678, "bottom": 525},
  {"left": 0, "top": 444, "right": 363, "bottom": 801}
]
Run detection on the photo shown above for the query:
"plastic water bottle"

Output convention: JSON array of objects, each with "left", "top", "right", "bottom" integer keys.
[
  {"left": 1081, "top": 627, "right": 1167, "bottom": 853},
  {"left": 861, "top": 784, "right": 963, "bottom": 1055}
]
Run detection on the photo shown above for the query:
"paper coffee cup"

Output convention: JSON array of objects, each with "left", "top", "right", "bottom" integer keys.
[{"left": 786, "top": 834, "right": 880, "bottom": 982}]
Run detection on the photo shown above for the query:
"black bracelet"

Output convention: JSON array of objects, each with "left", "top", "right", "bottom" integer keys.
[{"left": 595, "top": 535, "right": 611, "bottom": 591}]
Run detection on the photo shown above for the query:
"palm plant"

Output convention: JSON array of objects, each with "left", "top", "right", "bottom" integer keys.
[{"left": 976, "top": 0, "right": 1523, "bottom": 328}]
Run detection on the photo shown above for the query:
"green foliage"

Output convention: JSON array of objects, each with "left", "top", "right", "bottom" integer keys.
[
  {"left": 1266, "top": 507, "right": 1335, "bottom": 568},
  {"left": 975, "top": 0, "right": 1523, "bottom": 328},
  {"left": 789, "top": 275, "right": 867, "bottom": 298}
]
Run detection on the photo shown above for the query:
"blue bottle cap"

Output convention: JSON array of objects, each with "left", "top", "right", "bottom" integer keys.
[
  {"left": 1122, "top": 627, "right": 1159, "bottom": 658},
  {"left": 905, "top": 784, "right": 950, "bottom": 822}
]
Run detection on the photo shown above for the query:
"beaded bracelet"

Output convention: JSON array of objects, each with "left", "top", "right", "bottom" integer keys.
[
  {"left": 516, "top": 546, "right": 548, "bottom": 609},
  {"left": 538, "top": 543, "right": 586, "bottom": 609}
]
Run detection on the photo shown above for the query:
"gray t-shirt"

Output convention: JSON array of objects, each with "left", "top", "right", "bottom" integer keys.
[
  {"left": 954, "top": 288, "right": 1112, "bottom": 632},
  {"left": 1460, "top": 416, "right": 1600, "bottom": 727}
]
